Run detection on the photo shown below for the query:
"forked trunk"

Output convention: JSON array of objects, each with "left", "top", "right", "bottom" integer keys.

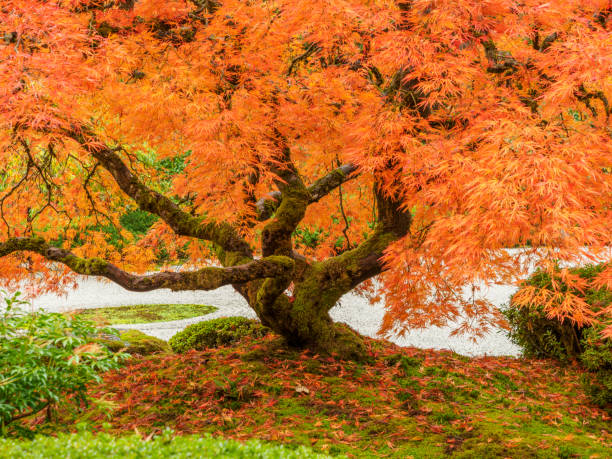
[
  {"left": 246, "top": 210, "right": 410, "bottom": 360},
  {"left": 252, "top": 284, "right": 368, "bottom": 361}
]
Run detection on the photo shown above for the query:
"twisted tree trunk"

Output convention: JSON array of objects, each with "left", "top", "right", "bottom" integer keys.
[{"left": 0, "top": 131, "right": 411, "bottom": 360}]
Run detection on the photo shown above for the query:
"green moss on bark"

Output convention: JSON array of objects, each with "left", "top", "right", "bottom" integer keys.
[
  {"left": 63, "top": 256, "right": 109, "bottom": 275},
  {"left": 262, "top": 188, "right": 310, "bottom": 257}
]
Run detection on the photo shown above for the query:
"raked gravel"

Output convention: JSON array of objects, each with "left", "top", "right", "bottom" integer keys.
[{"left": 19, "top": 276, "right": 522, "bottom": 357}]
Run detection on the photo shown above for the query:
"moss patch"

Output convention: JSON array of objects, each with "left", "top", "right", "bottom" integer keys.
[
  {"left": 45, "top": 334, "right": 612, "bottom": 458},
  {"left": 96, "top": 330, "right": 170, "bottom": 355},
  {"left": 72, "top": 304, "right": 217, "bottom": 325}
]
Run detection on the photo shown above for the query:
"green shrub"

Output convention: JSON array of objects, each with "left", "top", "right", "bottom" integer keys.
[
  {"left": 503, "top": 263, "right": 611, "bottom": 361},
  {"left": 0, "top": 430, "right": 335, "bottom": 458},
  {"left": 120, "top": 209, "right": 158, "bottom": 235},
  {"left": 580, "top": 325, "right": 612, "bottom": 407},
  {"left": 503, "top": 263, "right": 612, "bottom": 409},
  {"left": 169, "top": 317, "right": 269, "bottom": 353},
  {"left": 0, "top": 292, "right": 126, "bottom": 433},
  {"left": 502, "top": 300, "right": 581, "bottom": 362}
]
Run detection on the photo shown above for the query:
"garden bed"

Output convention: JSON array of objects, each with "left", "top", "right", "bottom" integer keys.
[{"left": 72, "top": 304, "right": 217, "bottom": 325}]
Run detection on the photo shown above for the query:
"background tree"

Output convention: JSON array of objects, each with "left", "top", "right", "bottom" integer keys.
[{"left": 0, "top": 0, "right": 610, "bottom": 358}]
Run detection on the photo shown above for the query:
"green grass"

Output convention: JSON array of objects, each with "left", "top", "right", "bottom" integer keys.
[
  {"left": 0, "top": 431, "right": 334, "bottom": 458},
  {"left": 72, "top": 304, "right": 217, "bottom": 325}
]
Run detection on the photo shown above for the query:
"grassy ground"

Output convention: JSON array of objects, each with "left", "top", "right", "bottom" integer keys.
[
  {"left": 71, "top": 304, "right": 217, "bottom": 325},
  {"left": 0, "top": 431, "right": 330, "bottom": 458},
  {"left": 40, "top": 333, "right": 610, "bottom": 458}
]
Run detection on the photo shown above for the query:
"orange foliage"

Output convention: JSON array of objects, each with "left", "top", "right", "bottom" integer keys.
[{"left": 0, "top": 1, "right": 610, "bottom": 336}]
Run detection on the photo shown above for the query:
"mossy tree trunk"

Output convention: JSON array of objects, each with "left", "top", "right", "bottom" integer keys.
[
  {"left": 0, "top": 133, "right": 411, "bottom": 360},
  {"left": 234, "top": 153, "right": 412, "bottom": 359}
]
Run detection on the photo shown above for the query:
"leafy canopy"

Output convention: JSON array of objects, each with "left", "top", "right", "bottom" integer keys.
[{"left": 0, "top": 1, "right": 610, "bottom": 337}]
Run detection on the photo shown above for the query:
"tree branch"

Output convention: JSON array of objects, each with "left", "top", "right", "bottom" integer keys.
[
  {"left": 255, "top": 191, "right": 282, "bottom": 221},
  {"left": 309, "top": 163, "right": 358, "bottom": 202},
  {"left": 255, "top": 163, "right": 358, "bottom": 221},
  {"left": 483, "top": 40, "right": 520, "bottom": 74},
  {"left": 260, "top": 141, "right": 309, "bottom": 256},
  {"left": 294, "top": 184, "right": 412, "bottom": 311},
  {"left": 574, "top": 84, "right": 610, "bottom": 119},
  {"left": 287, "top": 42, "right": 321, "bottom": 76},
  {"left": 68, "top": 129, "right": 253, "bottom": 262},
  {"left": 0, "top": 237, "right": 292, "bottom": 292}
]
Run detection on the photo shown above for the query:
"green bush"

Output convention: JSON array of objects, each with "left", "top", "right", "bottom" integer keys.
[
  {"left": 503, "top": 263, "right": 611, "bottom": 361},
  {"left": 503, "top": 300, "right": 582, "bottom": 362},
  {"left": 0, "top": 430, "right": 336, "bottom": 458},
  {"left": 580, "top": 325, "right": 612, "bottom": 407},
  {"left": 0, "top": 292, "right": 126, "bottom": 433},
  {"left": 169, "top": 317, "right": 269, "bottom": 353},
  {"left": 503, "top": 263, "right": 612, "bottom": 408},
  {"left": 120, "top": 209, "right": 158, "bottom": 235}
]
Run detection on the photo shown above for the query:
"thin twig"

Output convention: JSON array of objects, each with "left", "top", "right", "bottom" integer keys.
[{"left": 336, "top": 159, "right": 352, "bottom": 250}]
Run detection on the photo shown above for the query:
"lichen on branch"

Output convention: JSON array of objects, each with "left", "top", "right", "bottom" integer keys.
[{"left": 0, "top": 237, "right": 293, "bottom": 292}]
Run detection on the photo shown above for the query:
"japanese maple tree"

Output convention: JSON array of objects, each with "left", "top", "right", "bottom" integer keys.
[{"left": 0, "top": 0, "right": 610, "bottom": 358}]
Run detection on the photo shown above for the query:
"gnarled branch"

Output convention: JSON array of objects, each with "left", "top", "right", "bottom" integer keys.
[
  {"left": 68, "top": 129, "right": 253, "bottom": 262},
  {"left": 0, "top": 237, "right": 293, "bottom": 292},
  {"left": 309, "top": 163, "right": 358, "bottom": 202},
  {"left": 260, "top": 142, "right": 309, "bottom": 257},
  {"left": 483, "top": 40, "right": 520, "bottom": 74},
  {"left": 574, "top": 84, "right": 610, "bottom": 119},
  {"left": 255, "top": 163, "right": 358, "bottom": 221}
]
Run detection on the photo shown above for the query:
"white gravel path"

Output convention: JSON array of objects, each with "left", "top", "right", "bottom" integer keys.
[{"left": 18, "top": 276, "right": 522, "bottom": 357}]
